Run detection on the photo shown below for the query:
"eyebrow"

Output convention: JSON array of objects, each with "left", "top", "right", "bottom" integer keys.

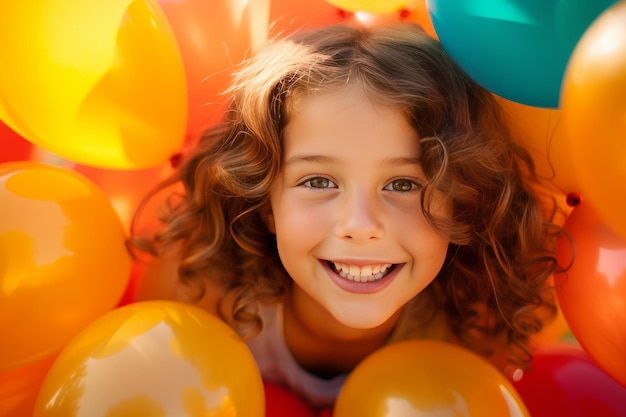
[
  {"left": 284, "top": 154, "right": 422, "bottom": 167},
  {"left": 284, "top": 154, "right": 337, "bottom": 166}
]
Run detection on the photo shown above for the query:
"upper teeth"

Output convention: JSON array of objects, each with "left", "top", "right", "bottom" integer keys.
[{"left": 332, "top": 262, "right": 393, "bottom": 282}]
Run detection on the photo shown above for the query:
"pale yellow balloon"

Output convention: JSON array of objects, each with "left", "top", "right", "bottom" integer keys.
[
  {"left": 0, "top": 0, "right": 187, "bottom": 169},
  {"left": 324, "top": 0, "right": 414, "bottom": 14},
  {"left": 34, "top": 301, "right": 265, "bottom": 417}
]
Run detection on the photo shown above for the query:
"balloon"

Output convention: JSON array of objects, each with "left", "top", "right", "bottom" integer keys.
[
  {"left": 324, "top": 0, "right": 413, "bottom": 14},
  {"left": 269, "top": 0, "right": 347, "bottom": 37},
  {"left": 117, "top": 262, "right": 145, "bottom": 307},
  {"left": 555, "top": 202, "right": 626, "bottom": 388},
  {"left": 264, "top": 381, "right": 316, "bottom": 417},
  {"left": 334, "top": 340, "right": 529, "bottom": 417},
  {"left": 402, "top": 0, "right": 437, "bottom": 39},
  {"left": 0, "top": 120, "right": 32, "bottom": 164},
  {"left": 495, "top": 97, "right": 581, "bottom": 195},
  {"left": 34, "top": 301, "right": 265, "bottom": 417},
  {"left": 158, "top": 0, "right": 270, "bottom": 147},
  {"left": 0, "top": 0, "right": 186, "bottom": 169},
  {"left": 559, "top": 1, "right": 626, "bottom": 240},
  {"left": 0, "top": 354, "right": 57, "bottom": 417},
  {"left": 426, "top": 0, "right": 618, "bottom": 107},
  {"left": 0, "top": 162, "right": 131, "bottom": 372},
  {"left": 73, "top": 161, "right": 174, "bottom": 230},
  {"left": 511, "top": 344, "right": 626, "bottom": 417}
]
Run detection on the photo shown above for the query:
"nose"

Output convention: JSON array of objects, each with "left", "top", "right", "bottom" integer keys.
[{"left": 335, "top": 189, "right": 384, "bottom": 241}]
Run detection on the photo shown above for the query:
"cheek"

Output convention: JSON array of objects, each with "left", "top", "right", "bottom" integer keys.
[
  {"left": 272, "top": 199, "right": 330, "bottom": 253},
  {"left": 273, "top": 209, "right": 330, "bottom": 282},
  {"left": 395, "top": 211, "right": 450, "bottom": 268},
  {"left": 275, "top": 208, "right": 327, "bottom": 244}
]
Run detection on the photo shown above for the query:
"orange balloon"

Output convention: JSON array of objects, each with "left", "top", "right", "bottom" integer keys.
[
  {"left": 334, "top": 340, "right": 530, "bottom": 417},
  {"left": 73, "top": 162, "right": 174, "bottom": 231},
  {"left": 0, "top": 162, "right": 131, "bottom": 372},
  {"left": 403, "top": 0, "right": 437, "bottom": 39},
  {"left": 158, "top": 0, "right": 270, "bottom": 147},
  {"left": 34, "top": 301, "right": 265, "bottom": 417},
  {"left": 0, "top": 354, "right": 57, "bottom": 417},
  {"left": 496, "top": 96, "right": 582, "bottom": 195},
  {"left": 555, "top": 202, "right": 626, "bottom": 388},
  {"left": 0, "top": 0, "right": 187, "bottom": 169},
  {"left": 559, "top": 1, "right": 626, "bottom": 239}
]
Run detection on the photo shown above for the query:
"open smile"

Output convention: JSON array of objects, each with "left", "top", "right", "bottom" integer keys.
[
  {"left": 322, "top": 260, "right": 402, "bottom": 294},
  {"left": 328, "top": 261, "right": 397, "bottom": 283}
]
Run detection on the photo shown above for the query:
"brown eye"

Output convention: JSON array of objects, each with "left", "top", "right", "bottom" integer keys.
[
  {"left": 385, "top": 179, "right": 415, "bottom": 192},
  {"left": 304, "top": 177, "right": 336, "bottom": 189}
]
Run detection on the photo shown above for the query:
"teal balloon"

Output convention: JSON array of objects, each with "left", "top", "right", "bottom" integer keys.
[{"left": 426, "top": 0, "right": 617, "bottom": 108}]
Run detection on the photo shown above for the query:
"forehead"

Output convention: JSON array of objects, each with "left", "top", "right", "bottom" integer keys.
[
  {"left": 282, "top": 85, "right": 420, "bottom": 160},
  {"left": 285, "top": 78, "right": 405, "bottom": 116}
]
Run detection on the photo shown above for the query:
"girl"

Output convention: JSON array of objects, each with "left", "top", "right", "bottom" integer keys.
[{"left": 130, "top": 21, "right": 561, "bottom": 409}]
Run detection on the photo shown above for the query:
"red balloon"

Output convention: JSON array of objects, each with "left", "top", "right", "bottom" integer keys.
[
  {"left": 117, "top": 262, "right": 144, "bottom": 307},
  {"left": 269, "top": 0, "right": 346, "bottom": 38},
  {"left": 511, "top": 344, "right": 626, "bottom": 417},
  {"left": 0, "top": 120, "right": 32, "bottom": 163},
  {"left": 158, "top": 0, "right": 270, "bottom": 146},
  {"left": 263, "top": 381, "right": 316, "bottom": 417},
  {"left": 0, "top": 354, "right": 56, "bottom": 417},
  {"left": 555, "top": 202, "right": 626, "bottom": 387}
]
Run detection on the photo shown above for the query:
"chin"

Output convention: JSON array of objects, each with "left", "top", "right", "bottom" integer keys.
[{"left": 330, "top": 306, "right": 398, "bottom": 331}]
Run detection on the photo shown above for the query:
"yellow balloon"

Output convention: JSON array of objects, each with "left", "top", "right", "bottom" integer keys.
[
  {"left": 0, "top": 162, "right": 131, "bottom": 372},
  {"left": 324, "top": 0, "right": 412, "bottom": 14},
  {"left": 0, "top": 0, "right": 187, "bottom": 169},
  {"left": 560, "top": 1, "right": 626, "bottom": 239},
  {"left": 334, "top": 340, "right": 530, "bottom": 417},
  {"left": 34, "top": 301, "right": 265, "bottom": 417}
]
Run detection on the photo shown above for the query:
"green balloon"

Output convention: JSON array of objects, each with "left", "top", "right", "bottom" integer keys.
[{"left": 427, "top": 0, "right": 617, "bottom": 107}]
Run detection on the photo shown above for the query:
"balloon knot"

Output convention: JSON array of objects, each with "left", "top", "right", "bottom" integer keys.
[
  {"left": 169, "top": 153, "right": 183, "bottom": 169},
  {"left": 336, "top": 8, "right": 352, "bottom": 20},
  {"left": 565, "top": 193, "right": 582, "bottom": 207}
]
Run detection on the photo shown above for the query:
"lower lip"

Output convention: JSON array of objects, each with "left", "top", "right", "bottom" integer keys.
[{"left": 322, "top": 261, "right": 402, "bottom": 294}]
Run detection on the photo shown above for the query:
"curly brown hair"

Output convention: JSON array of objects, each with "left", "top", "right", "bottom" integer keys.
[{"left": 131, "top": 21, "right": 561, "bottom": 369}]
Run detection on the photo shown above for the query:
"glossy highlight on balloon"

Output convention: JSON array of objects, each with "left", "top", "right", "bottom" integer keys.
[
  {"left": 0, "top": 162, "right": 131, "bottom": 372},
  {"left": 34, "top": 301, "right": 265, "bottom": 417}
]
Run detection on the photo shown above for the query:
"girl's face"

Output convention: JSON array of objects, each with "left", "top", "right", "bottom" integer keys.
[{"left": 268, "top": 85, "right": 450, "bottom": 330}]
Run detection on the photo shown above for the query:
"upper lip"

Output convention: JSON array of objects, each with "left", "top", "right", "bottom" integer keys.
[{"left": 325, "top": 258, "right": 397, "bottom": 266}]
